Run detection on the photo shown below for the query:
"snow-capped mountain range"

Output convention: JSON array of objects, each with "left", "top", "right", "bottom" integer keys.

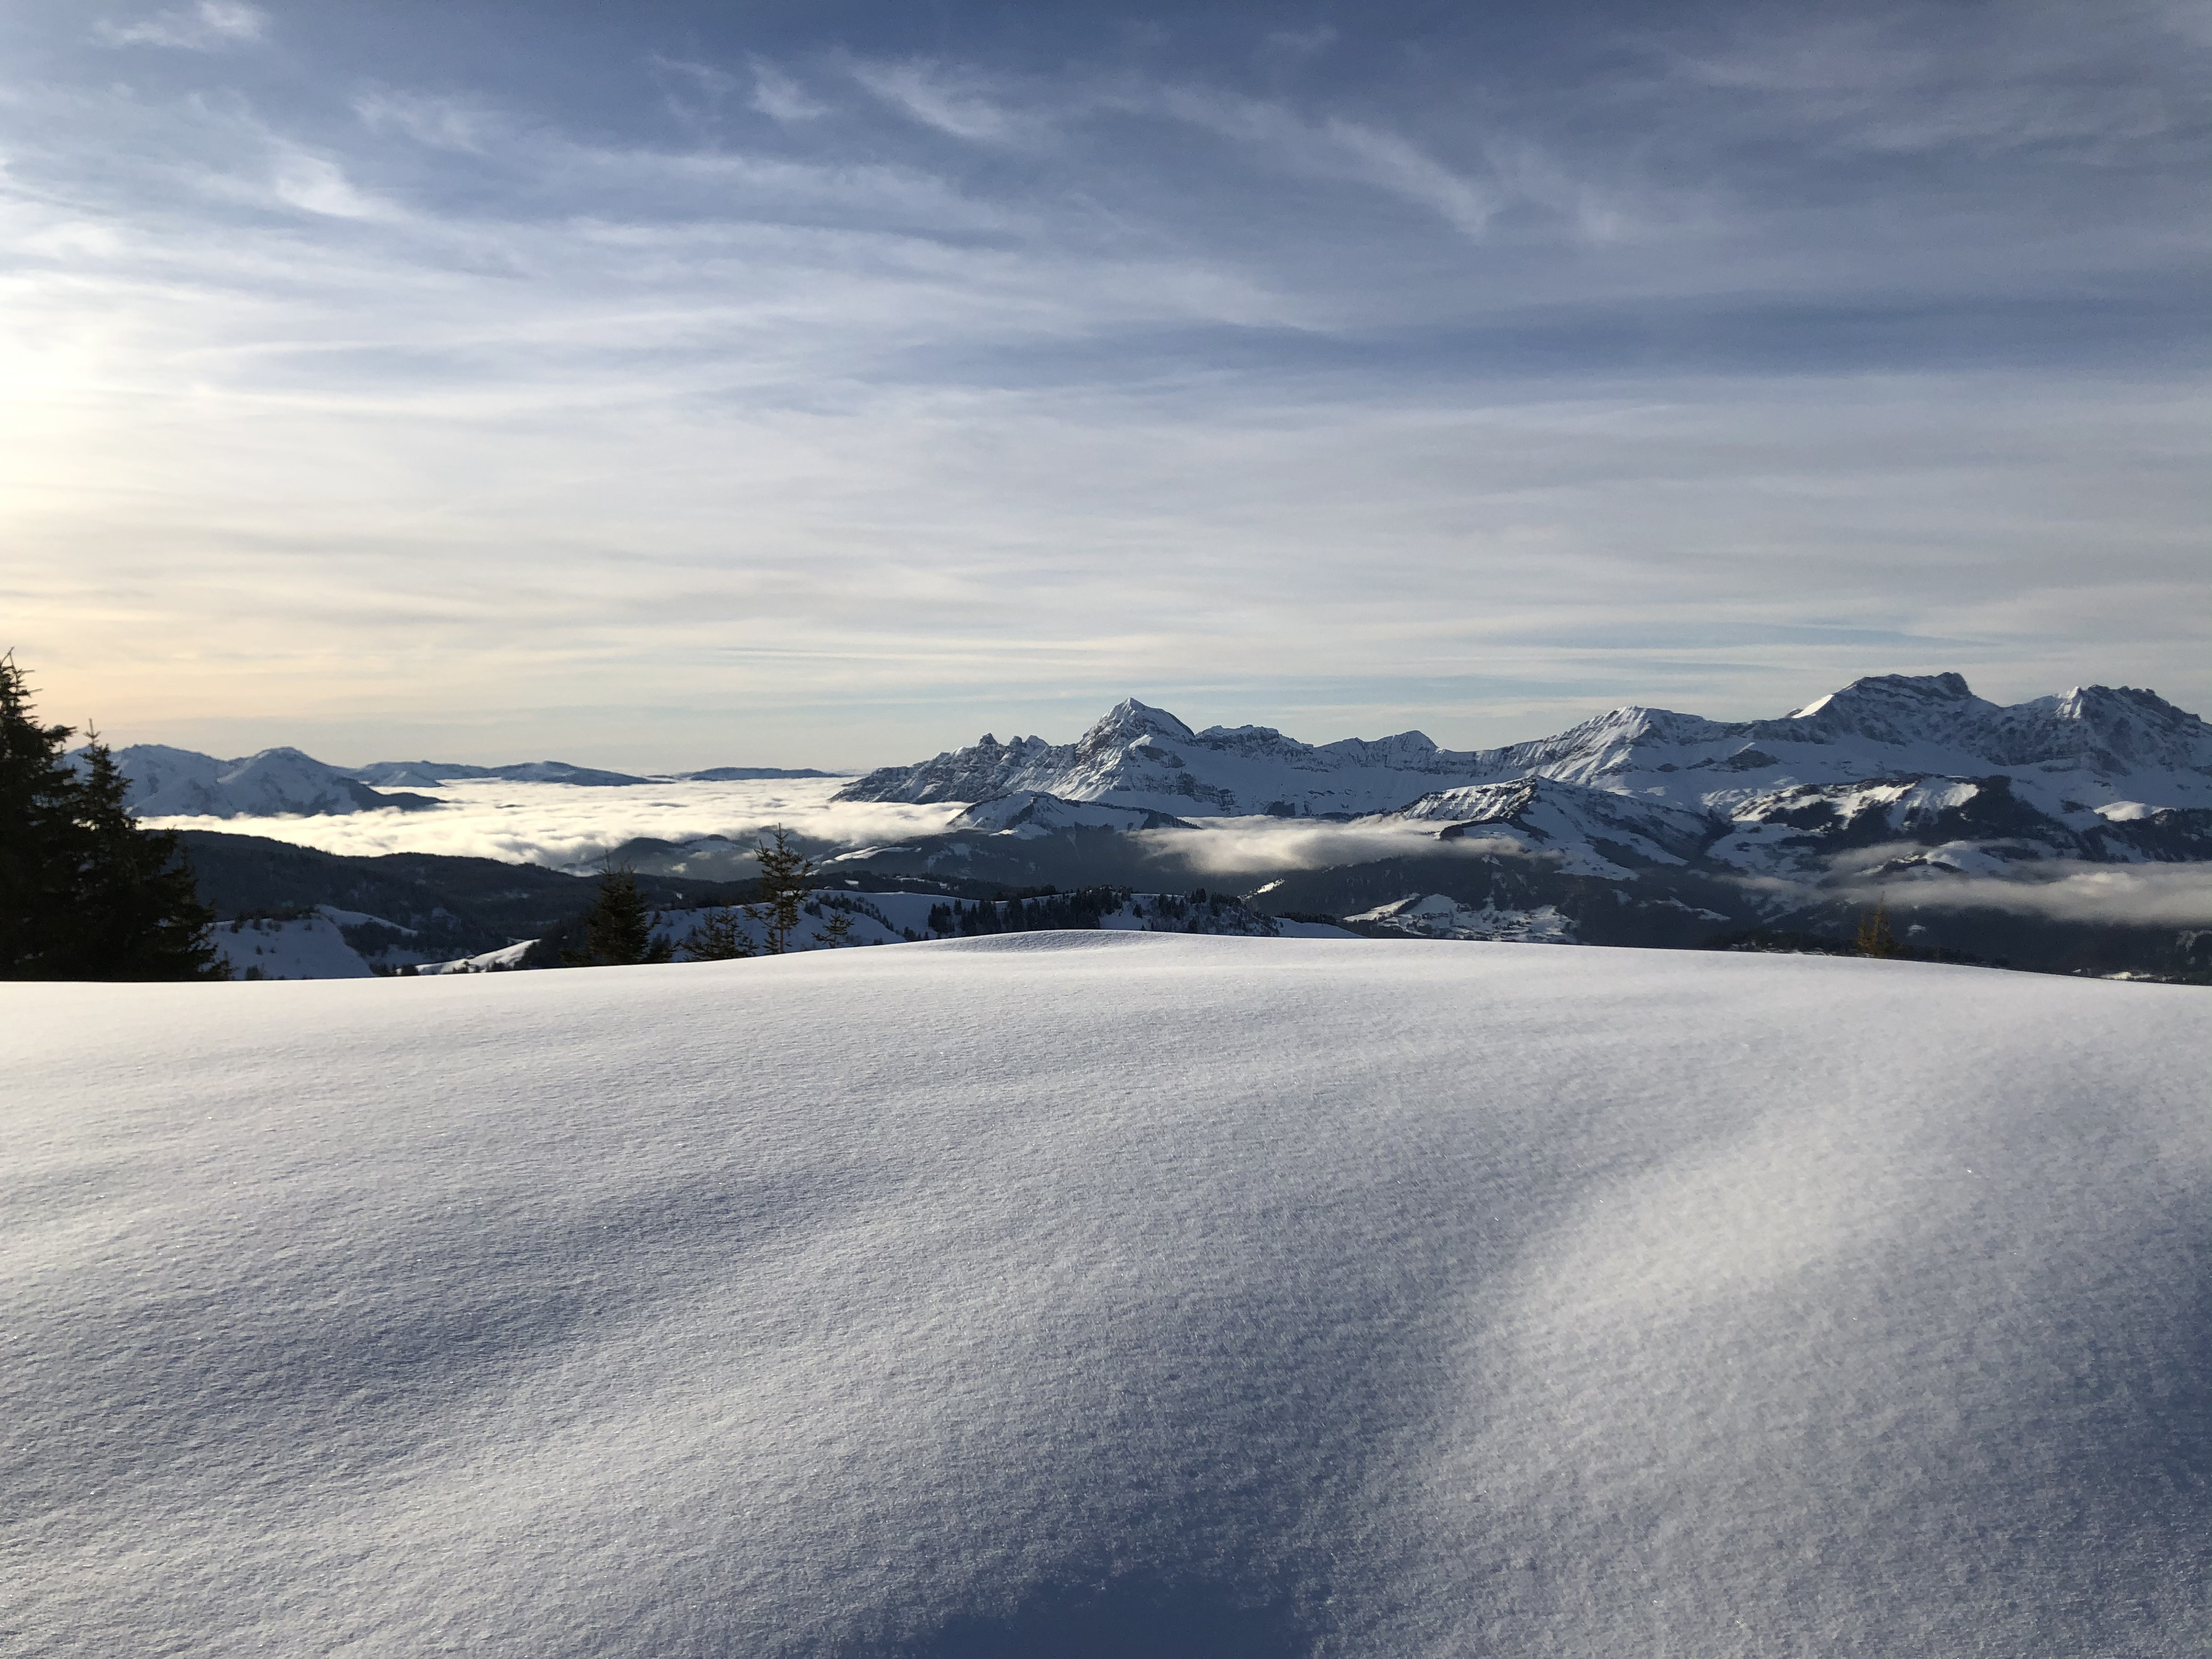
[
  {"left": 821, "top": 675, "right": 2212, "bottom": 972},
  {"left": 838, "top": 674, "right": 2212, "bottom": 879},
  {"left": 839, "top": 698, "right": 1490, "bottom": 817},
  {"left": 839, "top": 675, "right": 2212, "bottom": 824}
]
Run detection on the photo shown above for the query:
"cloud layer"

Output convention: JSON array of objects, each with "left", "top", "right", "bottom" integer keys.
[
  {"left": 143, "top": 775, "right": 2212, "bottom": 932},
  {"left": 5, "top": 1, "right": 2208, "bottom": 766},
  {"left": 143, "top": 779, "right": 961, "bottom": 869}
]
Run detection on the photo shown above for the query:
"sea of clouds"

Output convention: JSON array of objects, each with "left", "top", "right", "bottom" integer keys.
[
  {"left": 141, "top": 778, "right": 963, "bottom": 870},
  {"left": 144, "top": 781, "right": 2212, "bottom": 930}
]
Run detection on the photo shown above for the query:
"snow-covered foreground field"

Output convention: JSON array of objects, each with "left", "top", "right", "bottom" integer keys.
[{"left": 7, "top": 938, "right": 2209, "bottom": 1657}]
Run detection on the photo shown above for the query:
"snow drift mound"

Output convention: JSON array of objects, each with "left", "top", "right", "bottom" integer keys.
[{"left": 6, "top": 939, "right": 2210, "bottom": 1657}]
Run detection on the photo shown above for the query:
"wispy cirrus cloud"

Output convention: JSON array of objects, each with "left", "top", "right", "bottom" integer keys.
[
  {"left": 750, "top": 60, "right": 830, "bottom": 124},
  {"left": 6, "top": 1, "right": 2210, "bottom": 769},
  {"left": 97, "top": 1, "right": 266, "bottom": 50},
  {"left": 353, "top": 90, "right": 494, "bottom": 154},
  {"left": 1670, "top": 4, "right": 2207, "bottom": 160},
  {"left": 848, "top": 58, "right": 1029, "bottom": 143}
]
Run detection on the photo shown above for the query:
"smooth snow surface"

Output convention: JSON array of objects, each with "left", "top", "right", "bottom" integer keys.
[{"left": 7, "top": 939, "right": 2210, "bottom": 1657}]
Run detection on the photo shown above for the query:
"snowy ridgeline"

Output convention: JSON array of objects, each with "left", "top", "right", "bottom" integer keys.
[
  {"left": 8, "top": 937, "right": 2211, "bottom": 1657},
  {"left": 211, "top": 891, "right": 1357, "bottom": 978}
]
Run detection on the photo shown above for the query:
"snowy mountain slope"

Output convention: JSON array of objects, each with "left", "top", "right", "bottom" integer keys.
[
  {"left": 648, "top": 893, "right": 928, "bottom": 954},
  {"left": 208, "top": 913, "right": 378, "bottom": 979},
  {"left": 416, "top": 941, "right": 536, "bottom": 975},
  {"left": 82, "top": 744, "right": 435, "bottom": 818},
  {"left": 6, "top": 940, "right": 2209, "bottom": 1657},
  {"left": 946, "top": 790, "right": 1198, "bottom": 835},
  {"left": 1385, "top": 776, "right": 1720, "bottom": 878}
]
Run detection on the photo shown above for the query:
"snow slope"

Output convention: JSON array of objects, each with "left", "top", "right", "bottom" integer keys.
[
  {"left": 945, "top": 789, "right": 1198, "bottom": 835},
  {"left": 6, "top": 939, "right": 2209, "bottom": 1657},
  {"left": 209, "top": 914, "right": 378, "bottom": 979}
]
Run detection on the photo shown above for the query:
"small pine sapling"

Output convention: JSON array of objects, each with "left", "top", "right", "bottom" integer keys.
[{"left": 1854, "top": 896, "right": 1899, "bottom": 959}]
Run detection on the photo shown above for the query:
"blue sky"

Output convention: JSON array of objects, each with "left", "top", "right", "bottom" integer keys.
[{"left": 3, "top": 0, "right": 2206, "bottom": 767}]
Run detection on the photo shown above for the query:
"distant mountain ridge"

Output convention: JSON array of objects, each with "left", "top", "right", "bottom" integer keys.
[
  {"left": 70, "top": 744, "right": 438, "bottom": 820},
  {"left": 837, "top": 676, "right": 2212, "bottom": 821},
  {"left": 818, "top": 675, "right": 2212, "bottom": 979},
  {"left": 836, "top": 698, "right": 1499, "bottom": 817},
  {"left": 90, "top": 745, "right": 844, "bottom": 817},
  {"left": 351, "top": 759, "right": 656, "bottom": 789}
]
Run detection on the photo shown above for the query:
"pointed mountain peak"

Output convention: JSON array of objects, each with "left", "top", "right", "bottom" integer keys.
[{"left": 1088, "top": 698, "right": 1196, "bottom": 744}]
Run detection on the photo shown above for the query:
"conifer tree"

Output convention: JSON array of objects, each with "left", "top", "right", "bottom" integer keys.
[
  {"left": 748, "top": 825, "right": 816, "bottom": 954},
  {"left": 684, "top": 906, "right": 755, "bottom": 961},
  {"left": 66, "top": 738, "right": 224, "bottom": 979},
  {"left": 564, "top": 864, "right": 674, "bottom": 967},
  {"left": 0, "top": 654, "right": 76, "bottom": 971},
  {"left": 1, "top": 655, "right": 221, "bottom": 980}
]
